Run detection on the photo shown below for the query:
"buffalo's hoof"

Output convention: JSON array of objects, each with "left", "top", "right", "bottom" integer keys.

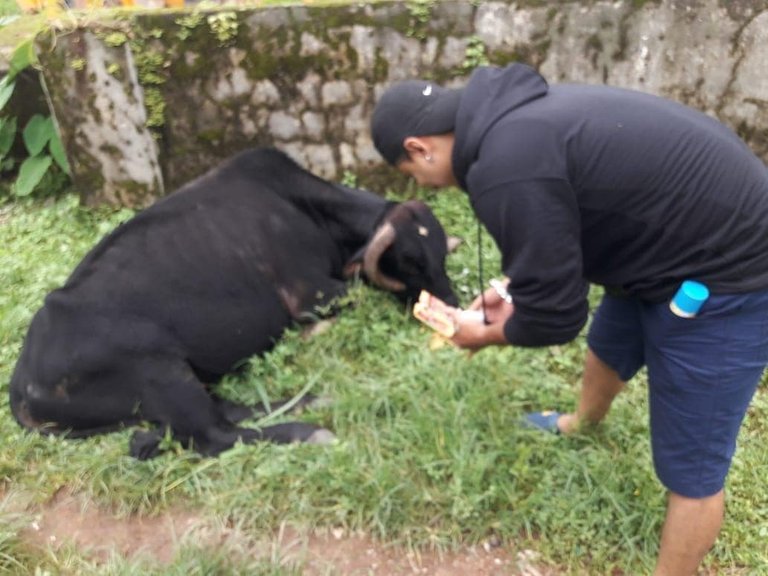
[
  {"left": 129, "top": 429, "right": 164, "bottom": 460},
  {"left": 306, "top": 428, "right": 336, "bottom": 445},
  {"left": 303, "top": 394, "right": 334, "bottom": 411},
  {"left": 300, "top": 319, "right": 336, "bottom": 339}
]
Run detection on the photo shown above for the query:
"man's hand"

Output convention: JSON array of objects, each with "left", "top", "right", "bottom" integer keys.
[{"left": 449, "top": 279, "right": 514, "bottom": 350}]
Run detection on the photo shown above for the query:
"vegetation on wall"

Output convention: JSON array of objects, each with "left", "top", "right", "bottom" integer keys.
[
  {"left": 405, "top": 0, "right": 434, "bottom": 39},
  {"left": 0, "top": 34, "right": 70, "bottom": 200},
  {"left": 462, "top": 35, "right": 489, "bottom": 70}
]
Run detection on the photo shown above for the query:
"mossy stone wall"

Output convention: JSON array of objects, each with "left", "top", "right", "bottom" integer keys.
[{"left": 35, "top": 0, "right": 768, "bottom": 206}]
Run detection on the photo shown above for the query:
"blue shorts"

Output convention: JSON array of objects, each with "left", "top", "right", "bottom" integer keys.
[{"left": 587, "top": 289, "right": 768, "bottom": 498}]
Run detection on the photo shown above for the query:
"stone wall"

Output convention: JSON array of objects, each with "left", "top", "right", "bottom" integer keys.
[{"left": 35, "top": 0, "right": 768, "bottom": 206}]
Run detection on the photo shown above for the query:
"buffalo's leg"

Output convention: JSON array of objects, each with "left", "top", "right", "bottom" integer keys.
[
  {"left": 130, "top": 420, "right": 334, "bottom": 460},
  {"left": 10, "top": 364, "right": 143, "bottom": 436},
  {"left": 131, "top": 360, "right": 333, "bottom": 459},
  {"left": 212, "top": 397, "right": 255, "bottom": 424},
  {"left": 212, "top": 392, "right": 331, "bottom": 423}
]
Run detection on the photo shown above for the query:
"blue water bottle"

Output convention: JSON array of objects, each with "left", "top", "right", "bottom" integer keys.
[{"left": 669, "top": 280, "right": 709, "bottom": 318}]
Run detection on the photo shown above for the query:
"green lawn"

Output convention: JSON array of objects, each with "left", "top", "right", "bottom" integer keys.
[
  {"left": 2, "top": 0, "right": 764, "bottom": 571},
  {"left": 2, "top": 187, "right": 767, "bottom": 574}
]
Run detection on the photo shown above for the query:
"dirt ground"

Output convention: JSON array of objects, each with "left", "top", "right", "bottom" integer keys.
[{"left": 19, "top": 491, "right": 555, "bottom": 575}]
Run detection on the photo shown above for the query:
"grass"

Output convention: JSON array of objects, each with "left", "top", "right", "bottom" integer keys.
[
  {"left": 1, "top": 1, "right": 766, "bottom": 571},
  {"left": 1, "top": 187, "right": 768, "bottom": 574}
]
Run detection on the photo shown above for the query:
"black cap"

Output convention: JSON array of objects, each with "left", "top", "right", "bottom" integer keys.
[{"left": 371, "top": 80, "right": 462, "bottom": 166}]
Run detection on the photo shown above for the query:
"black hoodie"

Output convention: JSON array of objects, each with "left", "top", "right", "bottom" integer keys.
[{"left": 452, "top": 64, "right": 768, "bottom": 347}]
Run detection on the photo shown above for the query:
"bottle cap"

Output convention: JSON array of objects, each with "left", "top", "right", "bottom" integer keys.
[{"left": 670, "top": 280, "right": 709, "bottom": 318}]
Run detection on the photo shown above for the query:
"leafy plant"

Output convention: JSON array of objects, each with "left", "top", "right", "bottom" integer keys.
[
  {"left": 0, "top": 36, "right": 70, "bottom": 199},
  {"left": 406, "top": 0, "right": 434, "bottom": 39},
  {"left": 102, "top": 31, "right": 128, "bottom": 47},
  {"left": 340, "top": 170, "right": 358, "bottom": 188},
  {"left": 207, "top": 10, "right": 238, "bottom": 46},
  {"left": 175, "top": 11, "right": 204, "bottom": 41},
  {"left": 463, "top": 35, "right": 489, "bottom": 70}
]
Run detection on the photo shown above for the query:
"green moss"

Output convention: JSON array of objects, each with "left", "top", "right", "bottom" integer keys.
[
  {"left": 127, "top": 31, "right": 169, "bottom": 136},
  {"left": 142, "top": 87, "right": 165, "bottom": 129},
  {"left": 73, "top": 150, "right": 107, "bottom": 207},
  {"left": 98, "top": 142, "right": 122, "bottom": 156},
  {"left": 197, "top": 129, "right": 226, "bottom": 145},
  {"left": 488, "top": 38, "right": 551, "bottom": 69},
  {"left": 405, "top": 0, "right": 435, "bottom": 39},
  {"left": 546, "top": 6, "right": 558, "bottom": 22},
  {"left": 586, "top": 33, "right": 603, "bottom": 53},
  {"left": 463, "top": 36, "right": 489, "bottom": 70},
  {"left": 175, "top": 12, "right": 205, "bottom": 41},
  {"left": 631, "top": 0, "right": 662, "bottom": 8},
  {"left": 612, "top": 0, "right": 664, "bottom": 61},
  {"left": 613, "top": 6, "right": 632, "bottom": 62},
  {"left": 234, "top": 21, "right": 351, "bottom": 84},
  {"left": 304, "top": 4, "right": 377, "bottom": 30},
  {"left": 132, "top": 49, "right": 166, "bottom": 85},
  {"left": 207, "top": 11, "right": 239, "bottom": 46},
  {"left": 488, "top": 49, "right": 518, "bottom": 68},
  {"left": 114, "top": 177, "right": 156, "bottom": 207},
  {"left": 85, "top": 91, "right": 102, "bottom": 126},
  {"left": 102, "top": 32, "right": 128, "bottom": 48},
  {"left": 584, "top": 33, "right": 604, "bottom": 70},
  {"left": 106, "top": 62, "right": 123, "bottom": 79},
  {"left": 486, "top": 23, "right": 552, "bottom": 70},
  {"left": 373, "top": 48, "right": 389, "bottom": 81},
  {"left": 514, "top": 0, "right": 554, "bottom": 6}
]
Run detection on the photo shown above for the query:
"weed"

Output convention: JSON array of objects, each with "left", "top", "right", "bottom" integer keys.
[
  {"left": 463, "top": 36, "right": 489, "bottom": 70},
  {"left": 207, "top": 10, "right": 238, "bottom": 47},
  {"left": 0, "top": 36, "right": 70, "bottom": 199},
  {"left": 340, "top": 170, "right": 358, "bottom": 188},
  {"left": 406, "top": 0, "right": 433, "bottom": 40}
]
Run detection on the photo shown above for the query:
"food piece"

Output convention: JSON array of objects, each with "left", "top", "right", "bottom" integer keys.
[{"left": 413, "top": 290, "right": 458, "bottom": 338}]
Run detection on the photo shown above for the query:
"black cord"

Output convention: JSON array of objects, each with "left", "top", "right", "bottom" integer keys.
[{"left": 477, "top": 218, "right": 489, "bottom": 325}]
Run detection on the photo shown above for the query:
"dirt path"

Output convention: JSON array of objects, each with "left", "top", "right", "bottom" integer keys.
[{"left": 19, "top": 491, "right": 554, "bottom": 575}]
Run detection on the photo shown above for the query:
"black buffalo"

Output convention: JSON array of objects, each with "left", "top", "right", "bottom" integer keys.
[{"left": 9, "top": 148, "right": 458, "bottom": 459}]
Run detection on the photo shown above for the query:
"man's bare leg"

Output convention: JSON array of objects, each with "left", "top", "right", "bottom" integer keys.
[
  {"left": 654, "top": 490, "right": 724, "bottom": 575},
  {"left": 557, "top": 348, "right": 625, "bottom": 434},
  {"left": 556, "top": 350, "right": 723, "bottom": 574}
]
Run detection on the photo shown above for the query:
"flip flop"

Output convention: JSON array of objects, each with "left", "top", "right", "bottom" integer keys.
[{"left": 523, "top": 410, "right": 562, "bottom": 435}]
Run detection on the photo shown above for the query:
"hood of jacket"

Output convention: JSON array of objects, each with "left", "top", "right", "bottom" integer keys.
[{"left": 452, "top": 64, "right": 550, "bottom": 191}]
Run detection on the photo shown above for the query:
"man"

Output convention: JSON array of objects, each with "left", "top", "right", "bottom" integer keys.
[{"left": 370, "top": 63, "right": 768, "bottom": 575}]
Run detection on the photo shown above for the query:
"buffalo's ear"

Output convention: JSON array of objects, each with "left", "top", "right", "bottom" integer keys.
[
  {"left": 342, "top": 245, "right": 367, "bottom": 278},
  {"left": 343, "top": 261, "right": 363, "bottom": 278},
  {"left": 447, "top": 236, "right": 462, "bottom": 252}
]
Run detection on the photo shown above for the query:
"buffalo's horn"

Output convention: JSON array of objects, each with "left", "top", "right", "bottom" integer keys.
[{"left": 363, "top": 222, "right": 406, "bottom": 292}]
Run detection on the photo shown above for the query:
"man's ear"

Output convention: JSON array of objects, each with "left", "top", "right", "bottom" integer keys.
[{"left": 403, "top": 136, "right": 430, "bottom": 158}]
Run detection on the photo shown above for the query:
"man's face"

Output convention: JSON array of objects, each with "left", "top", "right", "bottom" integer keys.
[{"left": 397, "top": 155, "right": 454, "bottom": 188}]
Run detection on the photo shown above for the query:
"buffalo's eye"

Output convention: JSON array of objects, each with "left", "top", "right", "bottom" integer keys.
[{"left": 400, "top": 253, "right": 423, "bottom": 273}]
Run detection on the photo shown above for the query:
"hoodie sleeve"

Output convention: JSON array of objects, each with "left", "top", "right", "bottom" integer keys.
[{"left": 471, "top": 177, "right": 590, "bottom": 347}]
